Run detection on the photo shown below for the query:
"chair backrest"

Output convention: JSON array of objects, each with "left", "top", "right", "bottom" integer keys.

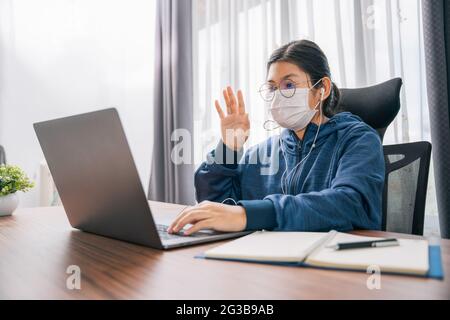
[
  {"left": 339, "top": 78, "right": 403, "bottom": 141},
  {"left": 382, "top": 142, "right": 432, "bottom": 235},
  {"left": 0, "top": 145, "right": 5, "bottom": 165},
  {"left": 339, "top": 79, "right": 432, "bottom": 235}
]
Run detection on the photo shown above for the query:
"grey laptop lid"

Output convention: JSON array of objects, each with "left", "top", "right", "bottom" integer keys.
[{"left": 34, "top": 108, "right": 164, "bottom": 248}]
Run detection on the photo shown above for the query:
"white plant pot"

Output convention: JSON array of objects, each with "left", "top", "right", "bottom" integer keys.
[{"left": 0, "top": 193, "right": 19, "bottom": 217}]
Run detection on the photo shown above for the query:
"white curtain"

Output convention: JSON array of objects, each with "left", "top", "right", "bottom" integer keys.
[
  {"left": 0, "top": 0, "right": 156, "bottom": 207},
  {"left": 193, "top": 0, "right": 437, "bottom": 216}
]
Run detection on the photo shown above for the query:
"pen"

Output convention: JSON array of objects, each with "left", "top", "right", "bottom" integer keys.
[{"left": 326, "top": 238, "right": 400, "bottom": 251}]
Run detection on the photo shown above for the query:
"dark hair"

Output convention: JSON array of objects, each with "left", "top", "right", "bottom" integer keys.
[{"left": 267, "top": 40, "right": 341, "bottom": 118}]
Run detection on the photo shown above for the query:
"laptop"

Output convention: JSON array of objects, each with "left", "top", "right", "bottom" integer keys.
[{"left": 33, "top": 108, "right": 250, "bottom": 249}]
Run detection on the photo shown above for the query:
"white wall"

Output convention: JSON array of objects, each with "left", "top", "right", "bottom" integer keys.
[{"left": 0, "top": 0, "right": 156, "bottom": 207}]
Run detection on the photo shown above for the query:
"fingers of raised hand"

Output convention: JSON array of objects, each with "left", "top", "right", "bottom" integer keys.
[
  {"left": 237, "top": 90, "right": 246, "bottom": 115},
  {"left": 223, "top": 89, "right": 232, "bottom": 115},
  {"left": 215, "top": 100, "right": 225, "bottom": 119},
  {"left": 226, "top": 86, "right": 238, "bottom": 114}
]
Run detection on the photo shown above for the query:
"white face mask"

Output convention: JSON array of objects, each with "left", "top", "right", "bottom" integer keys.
[{"left": 267, "top": 81, "right": 323, "bottom": 131}]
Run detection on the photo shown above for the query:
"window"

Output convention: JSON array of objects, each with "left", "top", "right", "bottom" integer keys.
[{"left": 0, "top": 0, "right": 156, "bottom": 207}]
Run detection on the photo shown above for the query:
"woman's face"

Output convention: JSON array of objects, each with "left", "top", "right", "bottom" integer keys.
[{"left": 266, "top": 61, "right": 330, "bottom": 110}]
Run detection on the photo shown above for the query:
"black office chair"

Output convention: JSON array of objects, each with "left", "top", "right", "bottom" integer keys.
[
  {"left": 339, "top": 78, "right": 402, "bottom": 141},
  {"left": 382, "top": 142, "right": 431, "bottom": 235},
  {"left": 339, "top": 78, "right": 432, "bottom": 235},
  {"left": 0, "top": 145, "right": 6, "bottom": 165}
]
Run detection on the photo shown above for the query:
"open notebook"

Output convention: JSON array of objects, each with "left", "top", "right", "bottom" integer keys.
[{"left": 199, "top": 231, "right": 444, "bottom": 279}]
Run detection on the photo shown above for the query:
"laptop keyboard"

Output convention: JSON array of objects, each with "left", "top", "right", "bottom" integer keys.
[{"left": 156, "top": 224, "right": 216, "bottom": 241}]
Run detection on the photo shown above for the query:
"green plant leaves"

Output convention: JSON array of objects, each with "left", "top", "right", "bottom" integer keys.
[{"left": 0, "top": 165, "right": 34, "bottom": 196}]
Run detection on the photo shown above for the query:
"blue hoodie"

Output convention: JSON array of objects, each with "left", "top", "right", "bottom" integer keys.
[{"left": 195, "top": 112, "right": 385, "bottom": 232}]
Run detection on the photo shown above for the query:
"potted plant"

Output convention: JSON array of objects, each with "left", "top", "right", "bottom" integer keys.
[{"left": 0, "top": 164, "right": 34, "bottom": 217}]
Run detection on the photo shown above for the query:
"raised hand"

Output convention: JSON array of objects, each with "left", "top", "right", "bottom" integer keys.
[{"left": 214, "top": 86, "right": 250, "bottom": 151}]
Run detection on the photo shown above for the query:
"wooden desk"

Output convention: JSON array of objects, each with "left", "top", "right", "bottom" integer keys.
[{"left": 0, "top": 201, "right": 449, "bottom": 300}]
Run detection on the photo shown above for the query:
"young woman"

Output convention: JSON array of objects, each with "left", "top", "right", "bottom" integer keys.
[{"left": 168, "top": 40, "right": 385, "bottom": 236}]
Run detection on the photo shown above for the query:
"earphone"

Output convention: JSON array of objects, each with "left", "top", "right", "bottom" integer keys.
[
  {"left": 221, "top": 198, "right": 238, "bottom": 205},
  {"left": 280, "top": 88, "right": 325, "bottom": 195}
]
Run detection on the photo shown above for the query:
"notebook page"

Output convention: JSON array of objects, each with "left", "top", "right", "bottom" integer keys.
[
  {"left": 305, "top": 233, "right": 429, "bottom": 275},
  {"left": 204, "top": 231, "right": 326, "bottom": 263}
]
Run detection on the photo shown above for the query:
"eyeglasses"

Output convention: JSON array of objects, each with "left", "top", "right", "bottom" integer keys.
[{"left": 258, "top": 79, "right": 316, "bottom": 102}]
